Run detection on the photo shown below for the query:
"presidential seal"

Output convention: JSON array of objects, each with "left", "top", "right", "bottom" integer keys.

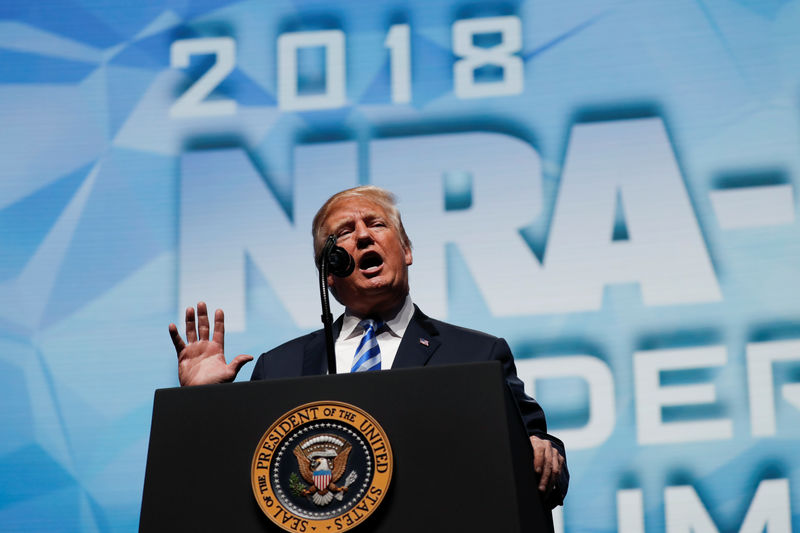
[{"left": 251, "top": 401, "right": 393, "bottom": 533}]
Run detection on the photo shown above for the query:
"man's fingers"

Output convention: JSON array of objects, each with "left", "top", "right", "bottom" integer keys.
[
  {"left": 533, "top": 447, "right": 544, "bottom": 474},
  {"left": 538, "top": 445, "right": 553, "bottom": 491},
  {"left": 168, "top": 323, "right": 185, "bottom": 354},
  {"left": 532, "top": 440, "right": 544, "bottom": 474},
  {"left": 185, "top": 306, "right": 197, "bottom": 343},
  {"left": 530, "top": 436, "right": 562, "bottom": 492},
  {"left": 197, "top": 301, "right": 210, "bottom": 341},
  {"left": 543, "top": 453, "right": 563, "bottom": 500},
  {"left": 213, "top": 309, "right": 225, "bottom": 348},
  {"left": 228, "top": 354, "right": 254, "bottom": 376},
  {"left": 553, "top": 452, "right": 564, "bottom": 477}
]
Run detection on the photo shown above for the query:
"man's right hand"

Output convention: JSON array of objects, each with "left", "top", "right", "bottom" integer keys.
[{"left": 169, "top": 302, "right": 253, "bottom": 386}]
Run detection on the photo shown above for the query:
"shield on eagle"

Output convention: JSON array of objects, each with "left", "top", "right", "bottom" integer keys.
[{"left": 313, "top": 468, "right": 332, "bottom": 491}]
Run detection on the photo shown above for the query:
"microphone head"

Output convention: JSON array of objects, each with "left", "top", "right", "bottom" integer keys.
[{"left": 327, "top": 245, "right": 355, "bottom": 277}]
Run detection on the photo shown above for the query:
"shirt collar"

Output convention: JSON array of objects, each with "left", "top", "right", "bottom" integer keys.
[{"left": 339, "top": 294, "right": 414, "bottom": 340}]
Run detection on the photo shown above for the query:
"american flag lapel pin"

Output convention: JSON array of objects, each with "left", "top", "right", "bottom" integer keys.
[{"left": 419, "top": 338, "right": 429, "bottom": 347}]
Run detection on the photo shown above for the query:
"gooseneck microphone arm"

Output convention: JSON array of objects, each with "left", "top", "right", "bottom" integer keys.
[
  {"left": 318, "top": 235, "right": 355, "bottom": 375},
  {"left": 318, "top": 247, "right": 336, "bottom": 375}
]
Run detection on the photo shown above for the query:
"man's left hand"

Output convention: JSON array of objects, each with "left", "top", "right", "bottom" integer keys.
[{"left": 529, "top": 435, "right": 564, "bottom": 496}]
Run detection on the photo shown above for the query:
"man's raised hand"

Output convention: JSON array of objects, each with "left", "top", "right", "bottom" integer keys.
[{"left": 168, "top": 302, "right": 253, "bottom": 386}]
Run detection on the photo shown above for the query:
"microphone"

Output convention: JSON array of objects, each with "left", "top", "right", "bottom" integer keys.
[
  {"left": 323, "top": 235, "right": 355, "bottom": 277},
  {"left": 318, "top": 235, "right": 354, "bottom": 374}
]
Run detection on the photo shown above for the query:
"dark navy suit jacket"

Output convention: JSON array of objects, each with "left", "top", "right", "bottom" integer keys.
[{"left": 250, "top": 305, "right": 569, "bottom": 506}]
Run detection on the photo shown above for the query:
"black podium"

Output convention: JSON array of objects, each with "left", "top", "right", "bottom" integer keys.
[{"left": 139, "top": 361, "right": 553, "bottom": 532}]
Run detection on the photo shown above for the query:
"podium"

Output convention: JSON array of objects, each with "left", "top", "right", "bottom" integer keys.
[{"left": 139, "top": 361, "right": 553, "bottom": 532}]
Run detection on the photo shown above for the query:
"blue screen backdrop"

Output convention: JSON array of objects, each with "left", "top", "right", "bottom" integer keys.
[{"left": 1, "top": 0, "right": 799, "bottom": 531}]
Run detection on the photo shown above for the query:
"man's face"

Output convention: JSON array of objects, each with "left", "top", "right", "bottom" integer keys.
[{"left": 322, "top": 197, "right": 413, "bottom": 316}]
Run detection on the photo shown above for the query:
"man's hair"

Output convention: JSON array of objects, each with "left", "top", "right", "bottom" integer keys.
[{"left": 311, "top": 185, "right": 412, "bottom": 262}]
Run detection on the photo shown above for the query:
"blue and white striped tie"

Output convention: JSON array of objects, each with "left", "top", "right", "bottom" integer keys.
[{"left": 350, "top": 319, "right": 383, "bottom": 372}]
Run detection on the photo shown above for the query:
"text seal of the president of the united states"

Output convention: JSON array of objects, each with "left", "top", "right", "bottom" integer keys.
[{"left": 251, "top": 401, "right": 393, "bottom": 532}]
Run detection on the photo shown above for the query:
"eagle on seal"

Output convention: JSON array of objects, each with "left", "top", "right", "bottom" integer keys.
[{"left": 293, "top": 434, "right": 354, "bottom": 506}]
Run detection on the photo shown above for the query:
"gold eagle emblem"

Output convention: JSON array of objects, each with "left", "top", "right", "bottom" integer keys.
[{"left": 293, "top": 434, "right": 358, "bottom": 506}]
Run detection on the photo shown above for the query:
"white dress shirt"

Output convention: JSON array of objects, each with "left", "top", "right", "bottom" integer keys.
[{"left": 334, "top": 295, "right": 415, "bottom": 372}]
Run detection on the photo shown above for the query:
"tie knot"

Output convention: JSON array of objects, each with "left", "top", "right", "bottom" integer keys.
[{"left": 359, "top": 318, "right": 382, "bottom": 334}]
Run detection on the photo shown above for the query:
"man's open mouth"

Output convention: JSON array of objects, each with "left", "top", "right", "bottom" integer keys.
[{"left": 358, "top": 251, "right": 384, "bottom": 275}]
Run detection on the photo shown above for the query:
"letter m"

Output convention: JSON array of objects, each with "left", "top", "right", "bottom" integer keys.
[{"left": 665, "top": 480, "right": 791, "bottom": 533}]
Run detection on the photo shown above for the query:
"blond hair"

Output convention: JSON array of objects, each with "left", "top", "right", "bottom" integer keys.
[{"left": 311, "top": 185, "right": 412, "bottom": 262}]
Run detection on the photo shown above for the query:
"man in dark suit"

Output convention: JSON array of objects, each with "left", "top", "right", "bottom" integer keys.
[{"left": 169, "top": 185, "right": 568, "bottom": 507}]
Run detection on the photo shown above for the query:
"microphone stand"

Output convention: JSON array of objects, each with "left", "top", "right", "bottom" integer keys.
[{"left": 319, "top": 236, "right": 338, "bottom": 374}]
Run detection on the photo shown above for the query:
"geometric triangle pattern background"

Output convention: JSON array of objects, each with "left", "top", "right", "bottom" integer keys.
[{"left": 1, "top": 1, "right": 800, "bottom": 531}]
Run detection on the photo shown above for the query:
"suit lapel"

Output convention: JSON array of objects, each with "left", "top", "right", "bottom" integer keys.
[
  {"left": 302, "top": 316, "right": 344, "bottom": 375},
  {"left": 391, "top": 306, "right": 441, "bottom": 369}
]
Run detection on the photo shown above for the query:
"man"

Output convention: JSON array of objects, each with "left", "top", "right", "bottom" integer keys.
[{"left": 169, "top": 185, "right": 568, "bottom": 508}]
